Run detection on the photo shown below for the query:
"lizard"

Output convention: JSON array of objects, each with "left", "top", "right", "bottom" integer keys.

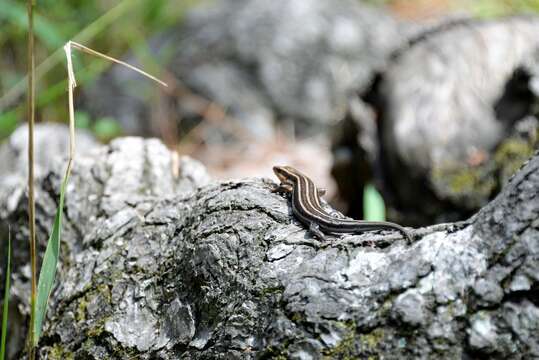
[{"left": 272, "top": 165, "right": 411, "bottom": 242}]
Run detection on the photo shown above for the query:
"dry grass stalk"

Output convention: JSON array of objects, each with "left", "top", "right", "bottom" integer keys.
[{"left": 26, "top": 0, "right": 36, "bottom": 358}]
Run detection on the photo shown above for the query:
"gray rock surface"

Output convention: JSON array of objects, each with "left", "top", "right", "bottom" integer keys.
[
  {"left": 0, "top": 127, "right": 210, "bottom": 359},
  {"left": 0, "top": 123, "right": 99, "bottom": 358},
  {"left": 0, "top": 126, "right": 537, "bottom": 359},
  {"left": 81, "top": 0, "right": 407, "bottom": 139}
]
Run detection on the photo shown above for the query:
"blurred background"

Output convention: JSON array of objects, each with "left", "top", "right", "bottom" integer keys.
[{"left": 1, "top": 0, "right": 538, "bottom": 227}]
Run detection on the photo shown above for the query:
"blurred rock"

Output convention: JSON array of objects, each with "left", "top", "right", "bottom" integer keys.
[
  {"left": 381, "top": 16, "right": 539, "bottom": 171},
  {"left": 333, "top": 16, "right": 539, "bottom": 225},
  {"left": 0, "top": 123, "right": 98, "bottom": 179},
  {"left": 80, "top": 0, "right": 408, "bottom": 141}
]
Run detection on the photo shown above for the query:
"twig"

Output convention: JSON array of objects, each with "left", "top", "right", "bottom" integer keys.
[
  {"left": 63, "top": 43, "right": 76, "bottom": 180},
  {"left": 60, "top": 40, "right": 168, "bottom": 178},
  {"left": 68, "top": 41, "right": 168, "bottom": 87}
]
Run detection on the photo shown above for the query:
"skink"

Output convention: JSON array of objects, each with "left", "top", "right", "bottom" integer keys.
[{"left": 273, "top": 165, "right": 411, "bottom": 242}]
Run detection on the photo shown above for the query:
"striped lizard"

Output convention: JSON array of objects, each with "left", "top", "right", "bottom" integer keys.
[{"left": 273, "top": 165, "right": 411, "bottom": 242}]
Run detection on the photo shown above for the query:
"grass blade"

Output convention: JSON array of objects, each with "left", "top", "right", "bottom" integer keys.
[
  {"left": 1, "top": 231, "right": 12, "bottom": 360},
  {"left": 363, "top": 183, "right": 386, "bottom": 221},
  {"left": 69, "top": 41, "right": 167, "bottom": 87},
  {"left": 32, "top": 174, "right": 69, "bottom": 346}
]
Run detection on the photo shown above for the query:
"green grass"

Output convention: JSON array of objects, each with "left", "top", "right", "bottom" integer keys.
[
  {"left": 33, "top": 169, "right": 69, "bottom": 345},
  {"left": 93, "top": 117, "right": 123, "bottom": 142},
  {"left": 0, "top": 111, "right": 19, "bottom": 140},
  {"left": 363, "top": 183, "right": 386, "bottom": 221}
]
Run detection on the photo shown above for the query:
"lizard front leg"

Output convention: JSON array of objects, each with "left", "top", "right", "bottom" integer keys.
[
  {"left": 309, "top": 222, "right": 327, "bottom": 241},
  {"left": 272, "top": 183, "right": 293, "bottom": 194}
]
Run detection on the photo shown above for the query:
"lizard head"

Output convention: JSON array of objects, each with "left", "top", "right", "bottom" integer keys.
[{"left": 273, "top": 165, "right": 301, "bottom": 185}]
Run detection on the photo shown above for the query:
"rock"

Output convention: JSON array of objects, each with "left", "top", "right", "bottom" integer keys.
[
  {"left": 80, "top": 0, "right": 408, "bottom": 139},
  {"left": 392, "top": 290, "right": 427, "bottom": 327},
  {"left": 0, "top": 123, "right": 98, "bottom": 178},
  {"left": 0, "top": 126, "right": 210, "bottom": 359},
  {"left": 1, "top": 126, "right": 537, "bottom": 358},
  {"left": 381, "top": 17, "right": 539, "bottom": 172},
  {"left": 333, "top": 16, "right": 539, "bottom": 225}
]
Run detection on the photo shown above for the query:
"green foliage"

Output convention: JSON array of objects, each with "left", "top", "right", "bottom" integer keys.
[
  {"left": 364, "top": 0, "right": 539, "bottom": 15},
  {"left": 359, "top": 0, "right": 539, "bottom": 16},
  {"left": 33, "top": 171, "right": 69, "bottom": 345},
  {"left": 1, "top": 232, "right": 11, "bottom": 360},
  {"left": 75, "top": 111, "right": 125, "bottom": 141},
  {"left": 0, "top": 111, "right": 19, "bottom": 139},
  {"left": 0, "top": 0, "right": 201, "bottom": 141},
  {"left": 465, "top": 0, "right": 539, "bottom": 17},
  {"left": 93, "top": 117, "right": 123, "bottom": 142},
  {"left": 74, "top": 111, "right": 91, "bottom": 129},
  {"left": 0, "top": 0, "right": 63, "bottom": 49},
  {"left": 363, "top": 184, "right": 386, "bottom": 221}
]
